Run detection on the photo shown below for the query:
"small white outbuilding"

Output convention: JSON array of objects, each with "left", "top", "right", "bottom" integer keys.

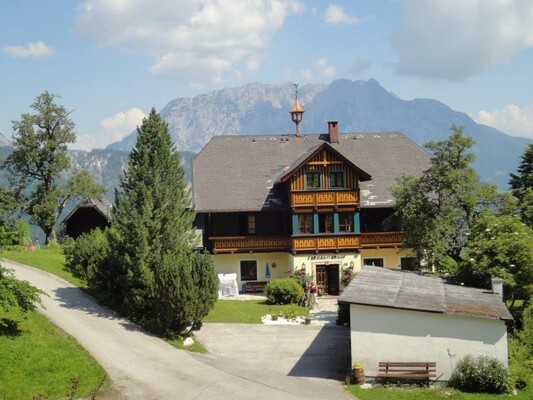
[{"left": 338, "top": 266, "right": 513, "bottom": 382}]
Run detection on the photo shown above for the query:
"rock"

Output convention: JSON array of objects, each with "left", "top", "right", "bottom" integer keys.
[
  {"left": 359, "top": 383, "right": 373, "bottom": 390},
  {"left": 183, "top": 337, "right": 195, "bottom": 347}
]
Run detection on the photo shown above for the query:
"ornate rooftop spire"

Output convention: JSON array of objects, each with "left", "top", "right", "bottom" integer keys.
[{"left": 289, "top": 83, "right": 304, "bottom": 137}]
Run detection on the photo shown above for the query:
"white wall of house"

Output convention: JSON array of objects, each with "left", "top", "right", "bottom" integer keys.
[
  {"left": 349, "top": 304, "right": 508, "bottom": 381},
  {"left": 213, "top": 252, "right": 290, "bottom": 290},
  {"left": 291, "top": 253, "right": 361, "bottom": 283},
  {"left": 360, "top": 248, "right": 415, "bottom": 270}
]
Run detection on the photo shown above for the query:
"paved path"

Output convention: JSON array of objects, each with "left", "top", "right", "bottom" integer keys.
[{"left": 6, "top": 260, "right": 352, "bottom": 400}]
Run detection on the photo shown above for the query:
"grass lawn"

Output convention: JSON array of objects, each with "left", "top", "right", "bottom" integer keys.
[
  {"left": 0, "top": 310, "right": 115, "bottom": 400},
  {"left": 1, "top": 246, "right": 84, "bottom": 287},
  {"left": 203, "top": 299, "right": 310, "bottom": 324},
  {"left": 347, "top": 385, "right": 533, "bottom": 400}
]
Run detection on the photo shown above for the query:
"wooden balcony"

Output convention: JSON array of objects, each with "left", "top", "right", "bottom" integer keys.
[
  {"left": 291, "top": 190, "right": 358, "bottom": 208},
  {"left": 360, "top": 232, "right": 404, "bottom": 248},
  {"left": 292, "top": 234, "right": 360, "bottom": 252},
  {"left": 209, "top": 236, "right": 290, "bottom": 254}
]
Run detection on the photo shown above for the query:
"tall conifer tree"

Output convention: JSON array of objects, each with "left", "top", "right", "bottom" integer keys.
[{"left": 107, "top": 109, "right": 216, "bottom": 335}]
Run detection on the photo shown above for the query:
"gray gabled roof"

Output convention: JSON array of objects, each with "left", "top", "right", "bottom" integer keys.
[
  {"left": 192, "top": 132, "right": 431, "bottom": 213},
  {"left": 338, "top": 266, "right": 513, "bottom": 321},
  {"left": 61, "top": 197, "right": 113, "bottom": 225}
]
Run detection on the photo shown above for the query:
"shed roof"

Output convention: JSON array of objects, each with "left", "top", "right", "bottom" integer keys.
[
  {"left": 192, "top": 132, "right": 430, "bottom": 213},
  {"left": 338, "top": 266, "right": 513, "bottom": 321},
  {"left": 61, "top": 197, "right": 112, "bottom": 225}
]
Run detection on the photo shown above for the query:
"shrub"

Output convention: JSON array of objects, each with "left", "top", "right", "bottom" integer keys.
[
  {"left": 509, "top": 302, "right": 533, "bottom": 389},
  {"left": 336, "top": 303, "right": 350, "bottom": 326},
  {"left": 64, "top": 229, "right": 109, "bottom": 287},
  {"left": 449, "top": 354, "right": 510, "bottom": 394},
  {"left": 283, "top": 304, "right": 299, "bottom": 320},
  {"left": 265, "top": 278, "right": 302, "bottom": 305}
]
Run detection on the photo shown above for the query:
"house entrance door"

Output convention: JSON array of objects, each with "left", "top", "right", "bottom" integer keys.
[{"left": 316, "top": 264, "right": 340, "bottom": 296}]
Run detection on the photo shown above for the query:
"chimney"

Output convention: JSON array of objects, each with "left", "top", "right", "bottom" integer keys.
[
  {"left": 491, "top": 277, "right": 504, "bottom": 299},
  {"left": 328, "top": 121, "right": 339, "bottom": 143}
]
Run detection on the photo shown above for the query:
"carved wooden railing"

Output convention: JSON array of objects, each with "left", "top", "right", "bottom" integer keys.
[
  {"left": 209, "top": 236, "right": 290, "bottom": 254},
  {"left": 291, "top": 190, "right": 359, "bottom": 207},
  {"left": 291, "top": 234, "right": 360, "bottom": 252},
  {"left": 360, "top": 232, "right": 404, "bottom": 248}
]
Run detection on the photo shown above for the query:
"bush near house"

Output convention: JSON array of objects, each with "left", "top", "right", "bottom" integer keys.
[
  {"left": 265, "top": 278, "right": 303, "bottom": 305},
  {"left": 449, "top": 354, "right": 510, "bottom": 394}
]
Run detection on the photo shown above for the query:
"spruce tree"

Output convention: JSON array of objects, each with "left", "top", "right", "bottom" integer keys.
[{"left": 106, "top": 108, "right": 216, "bottom": 335}]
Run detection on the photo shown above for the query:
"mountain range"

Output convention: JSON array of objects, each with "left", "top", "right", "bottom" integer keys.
[{"left": 108, "top": 79, "right": 533, "bottom": 190}]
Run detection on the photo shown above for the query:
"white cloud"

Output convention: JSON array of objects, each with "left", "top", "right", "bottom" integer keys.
[
  {"left": 471, "top": 104, "right": 533, "bottom": 139},
  {"left": 393, "top": 0, "right": 533, "bottom": 80},
  {"left": 324, "top": 4, "right": 359, "bottom": 25},
  {"left": 75, "top": 108, "right": 146, "bottom": 150},
  {"left": 74, "top": 0, "right": 303, "bottom": 86},
  {"left": 3, "top": 41, "right": 54, "bottom": 58},
  {"left": 316, "top": 58, "right": 335, "bottom": 77}
]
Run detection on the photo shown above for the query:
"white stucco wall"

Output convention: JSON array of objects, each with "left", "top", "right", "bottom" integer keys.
[
  {"left": 360, "top": 248, "right": 415, "bottom": 270},
  {"left": 349, "top": 304, "right": 508, "bottom": 382}
]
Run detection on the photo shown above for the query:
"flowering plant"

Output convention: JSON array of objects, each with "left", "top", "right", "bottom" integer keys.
[
  {"left": 341, "top": 266, "right": 355, "bottom": 287},
  {"left": 291, "top": 267, "right": 311, "bottom": 286}
]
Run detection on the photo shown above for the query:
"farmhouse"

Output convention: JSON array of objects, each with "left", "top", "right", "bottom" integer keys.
[
  {"left": 339, "top": 266, "right": 512, "bottom": 382},
  {"left": 192, "top": 96, "right": 431, "bottom": 292},
  {"left": 62, "top": 197, "right": 112, "bottom": 239}
]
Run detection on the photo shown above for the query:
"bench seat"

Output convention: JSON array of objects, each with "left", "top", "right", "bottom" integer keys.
[
  {"left": 378, "top": 362, "right": 436, "bottom": 385},
  {"left": 244, "top": 281, "right": 268, "bottom": 293}
]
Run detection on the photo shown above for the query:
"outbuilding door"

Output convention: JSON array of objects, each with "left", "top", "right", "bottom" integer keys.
[{"left": 316, "top": 264, "right": 340, "bottom": 295}]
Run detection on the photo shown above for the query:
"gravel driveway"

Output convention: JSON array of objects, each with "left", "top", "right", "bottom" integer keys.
[{"left": 6, "top": 260, "right": 352, "bottom": 400}]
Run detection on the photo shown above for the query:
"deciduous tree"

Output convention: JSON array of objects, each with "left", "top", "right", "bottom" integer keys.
[
  {"left": 4, "top": 92, "right": 104, "bottom": 243},
  {"left": 392, "top": 125, "right": 515, "bottom": 269}
]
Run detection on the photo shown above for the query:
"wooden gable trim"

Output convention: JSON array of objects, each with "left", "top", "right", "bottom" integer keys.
[{"left": 279, "top": 142, "right": 372, "bottom": 183}]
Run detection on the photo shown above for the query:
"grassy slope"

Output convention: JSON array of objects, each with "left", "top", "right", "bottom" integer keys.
[{"left": 0, "top": 310, "right": 112, "bottom": 399}]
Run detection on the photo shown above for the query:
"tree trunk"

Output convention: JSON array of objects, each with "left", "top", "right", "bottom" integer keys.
[{"left": 45, "top": 229, "right": 57, "bottom": 245}]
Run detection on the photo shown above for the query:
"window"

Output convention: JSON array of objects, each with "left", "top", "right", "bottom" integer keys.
[
  {"left": 240, "top": 260, "right": 258, "bottom": 281},
  {"left": 318, "top": 214, "right": 333, "bottom": 233},
  {"left": 339, "top": 213, "right": 353, "bottom": 232},
  {"left": 247, "top": 215, "right": 256, "bottom": 235},
  {"left": 329, "top": 171, "right": 345, "bottom": 188},
  {"left": 363, "top": 258, "right": 384, "bottom": 267},
  {"left": 401, "top": 257, "right": 418, "bottom": 271},
  {"left": 305, "top": 171, "right": 321, "bottom": 189},
  {"left": 298, "top": 214, "right": 314, "bottom": 234}
]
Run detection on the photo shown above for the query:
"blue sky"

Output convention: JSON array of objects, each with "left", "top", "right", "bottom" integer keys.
[{"left": 2, "top": 0, "right": 533, "bottom": 150}]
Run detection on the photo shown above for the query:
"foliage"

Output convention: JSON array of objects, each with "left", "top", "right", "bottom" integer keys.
[
  {"left": 282, "top": 304, "right": 300, "bottom": 319},
  {"left": 448, "top": 354, "right": 510, "bottom": 394},
  {"left": 0, "top": 264, "right": 44, "bottom": 316},
  {"left": 290, "top": 267, "right": 311, "bottom": 286},
  {"left": 203, "top": 299, "right": 309, "bottom": 324},
  {"left": 510, "top": 144, "right": 533, "bottom": 228},
  {"left": 64, "top": 229, "right": 110, "bottom": 288},
  {"left": 509, "top": 302, "right": 533, "bottom": 389},
  {"left": 101, "top": 108, "right": 216, "bottom": 337},
  {"left": 341, "top": 265, "right": 355, "bottom": 287},
  {"left": 435, "top": 255, "right": 459, "bottom": 275},
  {"left": 4, "top": 92, "right": 104, "bottom": 243},
  {"left": 0, "top": 309, "right": 111, "bottom": 400},
  {"left": 456, "top": 213, "right": 533, "bottom": 304},
  {"left": 336, "top": 303, "right": 350, "bottom": 326},
  {"left": 265, "top": 278, "right": 303, "bottom": 305}
]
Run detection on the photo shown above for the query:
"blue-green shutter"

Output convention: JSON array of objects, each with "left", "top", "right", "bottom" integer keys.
[
  {"left": 354, "top": 211, "right": 360, "bottom": 234},
  {"left": 313, "top": 214, "right": 319, "bottom": 234},
  {"left": 333, "top": 213, "right": 339, "bottom": 233},
  {"left": 292, "top": 214, "right": 299, "bottom": 235}
]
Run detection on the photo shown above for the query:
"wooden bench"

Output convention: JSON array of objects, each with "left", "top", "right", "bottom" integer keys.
[
  {"left": 243, "top": 281, "right": 268, "bottom": 293},
  {"left": 378, "top": 362, "right": 436, "bottom": 386}
]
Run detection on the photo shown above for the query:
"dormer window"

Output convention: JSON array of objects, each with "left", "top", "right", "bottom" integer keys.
[
  {"left": 305, "top": 171, "right": 321, "bottom": 189},
  {"left": 328, "top": 171, "right": 345, "bottom": 188}
]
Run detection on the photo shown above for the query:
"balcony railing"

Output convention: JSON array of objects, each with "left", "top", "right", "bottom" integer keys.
[
  {"left": 208, "top": 231, "right": 404, "bottom": 254},
  {"left": 209, "top": 236, "right": 290, "bottom": 254},
  {"left": 360, "top": 232, "right": 404, "bottom": 248},
  {"left": 291, "top": 190, "right": 358, "bottom": 207},
  {"left": 291, "top": 234, "right": 360, "bottom": 252}
]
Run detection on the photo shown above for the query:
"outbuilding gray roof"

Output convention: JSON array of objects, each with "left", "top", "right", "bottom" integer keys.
[
  {"left": 339, "top": 266, "right": 513, "bottom": 321},
  {"left": 61, "top": 197, "right": 112, "bottom": 224},
  {"left": 192, "top": 132, "right": 431, "bottom": 213}
]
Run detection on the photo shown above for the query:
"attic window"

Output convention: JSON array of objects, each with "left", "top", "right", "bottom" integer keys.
[
  {"left": 305, "top": 171, "right": 321, "bottom": 189},
  {"left": 328, "top": 171, "right": 344, "bottom": 188}
]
